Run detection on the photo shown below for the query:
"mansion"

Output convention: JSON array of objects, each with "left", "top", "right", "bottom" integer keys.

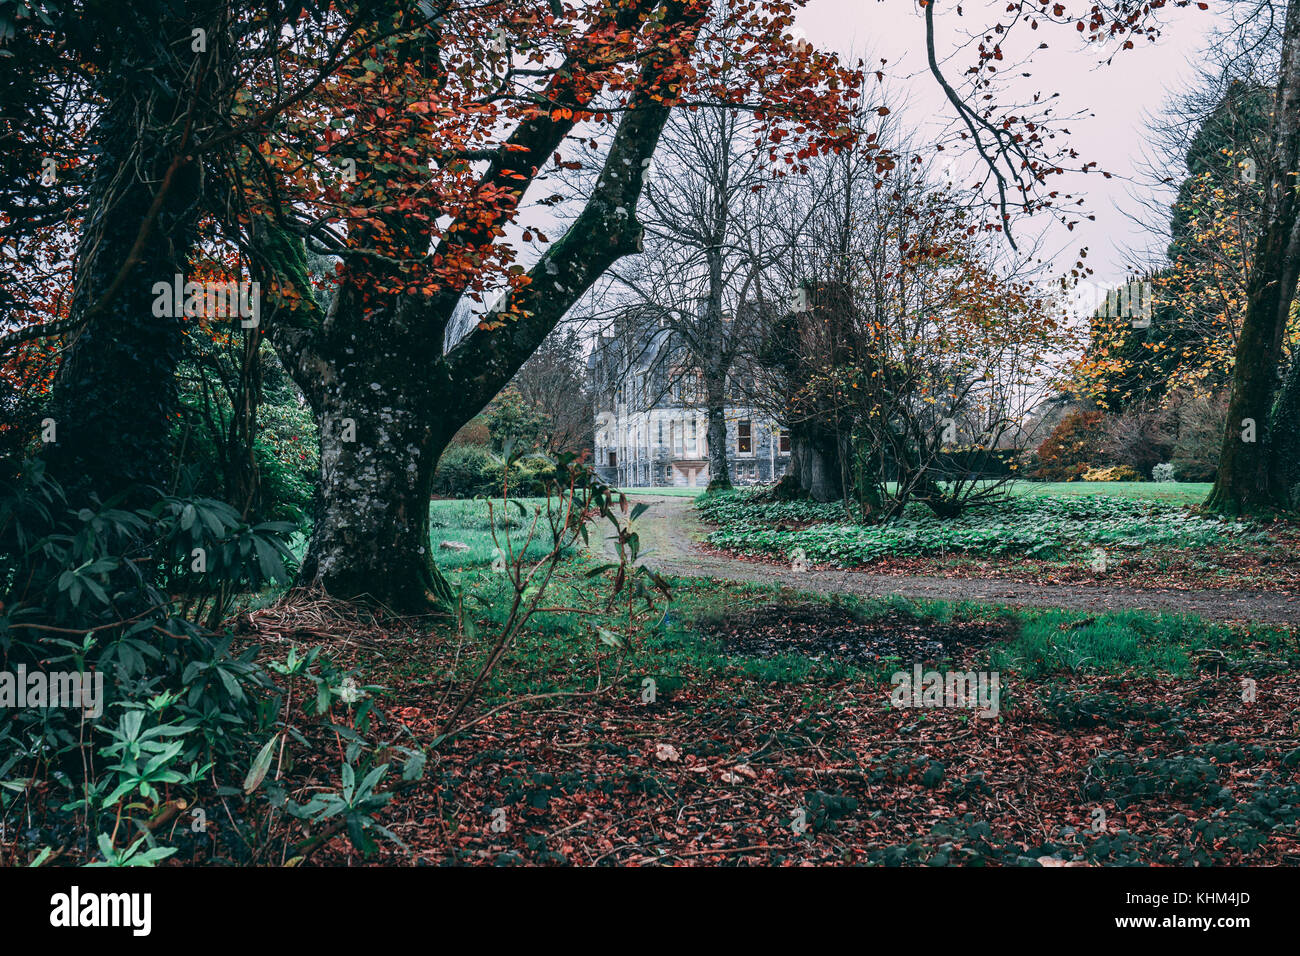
[{"left": 588, "top": 319, "right": 790, "bottom": 488}]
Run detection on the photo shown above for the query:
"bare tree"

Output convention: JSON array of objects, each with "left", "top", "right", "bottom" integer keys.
[
  {"left": 600, "top": 106, "right": 791, "bottom": 490},
  {"left": 510, "top": 323, "right": 593, "bottom": 457}
]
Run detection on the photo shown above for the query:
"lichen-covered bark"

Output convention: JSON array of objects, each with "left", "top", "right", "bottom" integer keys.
[{"left": 298, "top": 368, "right": 453, "bottom": 610}]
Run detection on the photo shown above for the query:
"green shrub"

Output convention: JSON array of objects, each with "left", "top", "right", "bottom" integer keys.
[
  {"left": 507, "top": 456, "right": 558, "bottom": 497},
  {"left": 174, "top": 348, "right": 317, "bottom": 523},
  {"left": 435, "top": 444, "right": 497, "bottom": 497},
  {"left": 0, "top": 462, "right": 420, "bottom": 865},
  {"left": 0, "top": 461, "right": 290, "bottom": 861},
  {"left": 434, "top": 444, "right": 558, "bottom": 498}
]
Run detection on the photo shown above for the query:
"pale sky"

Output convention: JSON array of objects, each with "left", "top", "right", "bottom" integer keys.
[{"left": 795, "top": 0, "right": 1223, "bottom": 295}]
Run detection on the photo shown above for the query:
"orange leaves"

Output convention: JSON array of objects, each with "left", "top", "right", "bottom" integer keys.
[{"left": 235, "top": 0, "right": 864, "bottom": 308}]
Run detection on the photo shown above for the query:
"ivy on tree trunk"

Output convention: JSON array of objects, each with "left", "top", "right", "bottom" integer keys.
[{"left": 44, "top": 6, "right": 217, "bottom": 506}]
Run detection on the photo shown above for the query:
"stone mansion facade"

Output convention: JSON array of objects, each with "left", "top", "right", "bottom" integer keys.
[{"left": 588, "top": 319, "right": 790, "bottom": 488}]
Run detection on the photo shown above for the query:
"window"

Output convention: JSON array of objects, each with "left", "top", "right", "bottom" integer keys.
[
  {"left": 688, "top": 418, "right": 697, "bottom": 456},
  {"left": 779, "top": 428, "right": 790, "bottom": 453},
  {"left": 737, "top": 420, "right": 752, "bottom": 455},
  {"left": 608, "top": 451, "right": 617, "bottom": 467}
]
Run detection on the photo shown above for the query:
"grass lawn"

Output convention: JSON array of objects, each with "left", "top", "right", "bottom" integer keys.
[
  {"left": 429, "top": 496, "right": 572, "bottom": 568},
  {"left": 1009, "top": 480, "right": 1212, "bottom": 505}
]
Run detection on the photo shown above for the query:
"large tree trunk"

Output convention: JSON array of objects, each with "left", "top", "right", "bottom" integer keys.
[
  {"left": 45, "top": 10, "right": 209, "bottom": 504},
  {"left": 287, "top": 283, "right": 457, "bottom": 611},
  {"left": 299, "top": 374, "right": 453, "bottom": 611},
  {"left": 1207, "top": 0, "right": 1300, "bottom": 514},
  {"left": 791, "top": 432, "right": 844, "bottom": 502}
]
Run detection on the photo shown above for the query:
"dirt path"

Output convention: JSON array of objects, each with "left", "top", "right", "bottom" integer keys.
[{"left": 598, "top": 494, "right": 1300, "bottom": 626}]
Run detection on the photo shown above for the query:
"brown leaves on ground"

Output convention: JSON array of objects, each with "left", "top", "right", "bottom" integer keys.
[{"left": 292, "top": 623, "right": 1300, "bottom": 867}]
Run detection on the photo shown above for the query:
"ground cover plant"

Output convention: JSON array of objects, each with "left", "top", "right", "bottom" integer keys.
[{"left": 695, "top": 484, "right": 1300, "bottom": 589}]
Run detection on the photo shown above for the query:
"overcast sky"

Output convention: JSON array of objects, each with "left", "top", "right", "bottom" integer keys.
[{"left": 795, "top": 0, "right": 1223, "bottom": 298}]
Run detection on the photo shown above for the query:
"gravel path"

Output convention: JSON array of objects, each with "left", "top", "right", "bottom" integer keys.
[{"left": 599, "top": 494, "right": 1300, "bottom": 626}]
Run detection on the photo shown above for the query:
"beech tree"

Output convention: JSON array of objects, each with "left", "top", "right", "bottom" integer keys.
[{"left": 242, "top": 0, "right": 859, "bottom": 609}]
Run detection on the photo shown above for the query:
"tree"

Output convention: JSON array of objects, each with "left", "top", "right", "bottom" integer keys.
[
  {"left": 8, "top": 2, "right": 227, "bottom": 504},
  {"left": 0, "top": 1, "right": 366, "bottom": 511},
  {"left": 754, "top": 89, "right": 897, "bottom": 503},
  {"left": 604, "top": 106, "right": 794, "bottom": 490},
  {"left": 242, "top": 0, "right": 859, "bottom": 610},
  {"left": 758, "top": 279, "right": 854, "bottom": 502},
  {"left": 1207, "top": 0, "right": 1300, "bottom": 513},
  {"left": 1034, "top": 410, "right": 1107, "bottom": 481},
  {"left": 771, "top": 173, "right": 1065, "bottom": 514},
  {"left": 1075, "top": 82, "right": 1271, "bottom": 414},
  {"left": 508, "top": 323, "right": 593, "bottom": 457},
  {"left": 485, "top": 386, "right": 549, "bottom": 454}
]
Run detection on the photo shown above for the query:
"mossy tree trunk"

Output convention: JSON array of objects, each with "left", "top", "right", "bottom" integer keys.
[
  {"left": 44, "top": 3, "right": 221, "bottom": 506},
  {"left": 1207, "top": 0, "right": 1300, "bottom": 515}
]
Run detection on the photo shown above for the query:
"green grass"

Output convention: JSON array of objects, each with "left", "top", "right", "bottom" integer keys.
[
  {"left": 428, "top": 497, "right": 571, "bottom": 568},
  {"left": 1009, "top": 480, "right": 1212, "bottom": 505},
  {"left": 426, "top": 556, "right": 1299, "bottom": 708}
]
